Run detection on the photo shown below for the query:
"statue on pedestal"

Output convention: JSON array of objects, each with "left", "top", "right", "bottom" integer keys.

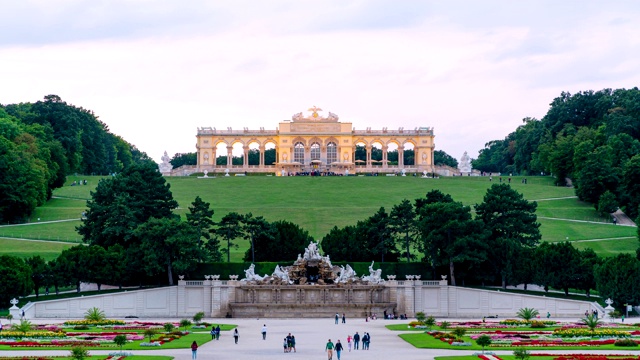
[
  {"left": 458, "top": 151, "right": 472, "bottom": 173},
  {"left": 159, "top": 151, "right": 173, "bottom": 173}
]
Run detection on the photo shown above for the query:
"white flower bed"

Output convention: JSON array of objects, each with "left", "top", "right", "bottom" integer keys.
[{"left": 140, "top": 342, "right": 162, "bottom": 347}]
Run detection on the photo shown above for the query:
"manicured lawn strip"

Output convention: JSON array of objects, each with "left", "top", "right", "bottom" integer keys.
[
  {"left": 398, "top": 332, "right": 636, "bottom": 350},
  {"left": 0, "top": 221, "right": 83, "bottom": 243},
  {"left": 571, "top": 238, "right": 639, "bottom": 257},
  {"left": 465, "top": 286, "right": 602, "bottom": 303},
  {"left": 8, "top": 288, "right": 169, "bottom": 308},
  {"left": 0, "top": 238, "right": 76, "bottom": 261},
  {"left": 385, "top": 324, "right": 556, "bottom": 332}
]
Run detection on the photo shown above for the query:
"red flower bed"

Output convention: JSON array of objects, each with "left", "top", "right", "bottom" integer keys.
[
  {"left": 0, "top": 340, "right": 101, "bottom": 347},
  {"left": 532, "top": 354, "right": 640, "bottom": 360},
  {"left": 479, "top": 355, "right": 503, "bottom": 360},
  {"left": 511, "top": 339, "right": 616, "bottom": 347}
]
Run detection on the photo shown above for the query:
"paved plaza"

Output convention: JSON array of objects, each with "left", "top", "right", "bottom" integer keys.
[{"left": 0, "top": 317, "right": 636, "bottom": 360}]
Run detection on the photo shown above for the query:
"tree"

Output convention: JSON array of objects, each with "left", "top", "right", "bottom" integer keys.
[
  {"left": 216, "top": 212, "right": 243, "bottom": 263},
  {"left": 434, "top": 150, "right": 459, "bottom": 168},
  {"left": 84, "top": 307, "right": 106, "bottom": 321},
  {"left": 581, "top": 314, "right": 601, "bottom": 333},
  {"left": 25, "top": 255, "right": 47, "bottom": 298},
  {"left": 597, "top": 191, "right": 618, "bottom": 216},
  {"left": 169, "top": 152, "right": 197, "bottom": 168},
  {"left": 516, "top": 308, "right": 539, "bottom": 321},
  {"left": 180, "top": 319, "right": 192, "bottom": 332},
  {"left": 245, "top": 220, "right": 313, "bottom": 262},
  {"left": 364, "top": 207, "right": 397, "bottom": 263},
  {"left": 193, "top": 311, "right": 205, "bottom": 325},
  {"left": 15, "top": 319, "right": 33, "bottom": 335},
  {"left": 621, "top": 155, "right": 640, "bottom": 219},
  {"left": 55, "top": 246, "right": 91, "bottom": 292},
  {"left": 475, "top": 184, "right": 541, "bottom": 287},
  {"left": 594, "top": 253, "right": 640, "bottom": 308},
  {"left": 70, "top": 346, "right": 89, "bottom": 360},
  {"left": 513, "top": 347, "right": 530, "bottom": 360},
  {"left": 0, "top": 255, "right": 33, "bottom": 305},
  {"left": 415, "top": 200, "right": 488, "bottom": 285},
  {"left": 534, "top": 242, "right": 581, "bottom": 296},
  {"left": 164, "top": 323, "right": 175, "bottom": 332},
  {"left": 187, "top": 196, "right": 221, "bottom": 262},
  {"left": 451, "top": 327, "right": 467, "bottom": 341},
  {"left": 242, "top": 213, "right": 273, "bottom": 263},
  {"left": 78, "top": 160, "right": 178, "bottom": 249},
  {"left": 476, "top": 334, "right": 492, "bottom": 354},
  {"left": 389, "top": 199, "right": 416, "bottom": 262},
  {"left": 134, "top": 217, "right": 202, "bottom": 285},
  {"left": 113, "top": 334, "right": 128, "bottom": 353},
  {"left": 144, "top": 328, "right": 158, "bottom": 343}
]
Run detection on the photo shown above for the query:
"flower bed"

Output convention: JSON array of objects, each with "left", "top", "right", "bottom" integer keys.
[
  {"left": 63, "top": 319, "right": 126, "bottom": 326},
  {"left": 533, "top": 355, "right": 640, "bottom": 360},
  {"left": 553, "top": 328, "right": 630, "bottom": 338},
  {"left": 0, "top": 331, "right": 66, "bottom": 339}
]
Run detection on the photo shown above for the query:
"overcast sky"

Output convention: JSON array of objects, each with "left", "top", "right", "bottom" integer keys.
[{"left": 2, "top": 1, "right": 640, "bottom": 163}]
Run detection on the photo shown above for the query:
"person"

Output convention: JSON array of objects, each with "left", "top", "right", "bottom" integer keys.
[
  {"left": 346, "top": 334, "right": 352, "bottom": 352},
  {"left": 233, "top": 328, "right": 239, "bottom": 344},
  {"left": 325, "top": 339, "right": 335, "bottom": 360},
  {"left": 290, "top": 334, "right": 296, "bottom": 352},
  {"left": 353, "top": 332, "right": 360, "bottom": 350},
  {"left": 613, "top": 217, "right": 618, "bottom": 225},
  {"left": 342, "top": 313, "right": 346, "bottom": 324},
  {"left": 286, "top": 333, "right": 293, "bottom": 352},
  {"left": 622, "top": 314, "right": 625, "bottom": 323},
  {"left": 191, "top": 341, "right": 198, "bottom": 359},
  {"left": 210, "top": 327, "right": 216, "bottom": 340},
  {"left": 335, "top": 313, "right": 339, "bottom": 324},
  {"left": 335, "top": 339, "right": 344, "bottom": 360},
  {"left": 0, "top": 321, "right": 3, "bottom": 332},
  {"left": 362, "top": 332, "right": 369, "bottom": 350},
  {"left": 215, "top": 325, "right": 221, "bottom": 340},
  {"left": 283, "top": 337, "right": 289, "bottom": 353},
  {"left": 21, "top": 310, "right": 25, "bottom": 320},
  {"left": 546, "top": 312, "right": 551, "bottom": 319},
  {"left": 261, "top": 324, "right": 267, "bottom": 340},
  {"left": 585, "top": 310, "right": 589, "bottom": 317}
]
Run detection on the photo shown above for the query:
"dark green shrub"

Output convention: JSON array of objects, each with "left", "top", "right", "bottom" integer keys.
[{"left": 614, "top": 338, "right": 638, "bottom": 347}]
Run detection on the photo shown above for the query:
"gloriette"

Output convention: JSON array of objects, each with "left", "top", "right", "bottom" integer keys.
[{"left": 195, "top": 106, "right": 435, "bottom": 175}]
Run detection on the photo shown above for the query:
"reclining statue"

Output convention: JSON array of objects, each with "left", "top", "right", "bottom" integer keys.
[
  {"left": 241, "top": 264, "right": 266, "bottom": 282},
  {"left": 361, "top": 261, "right": 384, "bottom": 284}
]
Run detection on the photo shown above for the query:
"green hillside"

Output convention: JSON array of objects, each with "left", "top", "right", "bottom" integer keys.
[{"left": 0, "top": 175, "right": 636, "bottom": 260}]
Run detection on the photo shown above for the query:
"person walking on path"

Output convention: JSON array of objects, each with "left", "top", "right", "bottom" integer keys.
[
  {"left": 335, "top": 313, "right": 339, "bottom": 324},
  {"left": 261, "top": 324, "right": 267, "bottom": 340},
  {"left": 335, "top": 339, "right": 344, "bottom": 360},
  {"left": 290, "top": 334, "right": 296, "bottom": 353},
  {"left": 215, "top": 325, "right": 221, "bottom": 340},
  {"left": 342, "top": 313, "right": 346, "bottom": 324},
  {"left": 283, "top": 337, "right": 289, "bottom": 353},
  {"left": 353, "top": 332, "right": 360, "bottom": 350},
  {"left": 210, "top": 327, "right": 215, "bottom": 340},
  {"left": 346, "top": 335, "right": 352, "bottom": 352},
  {"left": 233, "top": 328, "right": 239, "bottom": 344},
  {"left": 190, "top": 341, "right": 198, "bottom": 359},
  {"left": 326, "top": 339, "right": 335, "bottom": 360}
]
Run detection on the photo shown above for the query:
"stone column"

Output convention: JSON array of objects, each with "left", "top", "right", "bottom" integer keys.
[
  {"left": 243, "top": 146, "right": 249, "bottom": 169},
  {"left": 259, "top": 146, "right": 265, "bottom": 167},
  {"left": 366, "top": 145, "right": 372, "bottom": 168},
  {"left": 211, "top": 148, "right": 217, "bottom": 168},
  {"left": 382, "top": 145, "right": 388, "bottom": 169},
  {"left": 226, "top": 146, "right": 233, "bottom": 167},
  {"left": 398, "top": 146, "right": 404, "bottom": 168}
]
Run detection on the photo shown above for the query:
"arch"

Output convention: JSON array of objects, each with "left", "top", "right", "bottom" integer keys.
[
  {"left": 308, "top": 136, "right": 323, "bottom": 146},
  {"left": 403, "top": 141, "right": 415, "bottom": 166},
  {"left": 291, "top": 137, "right": 307, "bottom": 147},
  {"left": 215, "top": 142, "right": 228, "bottom": 165}
]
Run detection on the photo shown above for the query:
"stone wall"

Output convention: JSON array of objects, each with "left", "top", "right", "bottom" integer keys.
[{"left": 24, "top": 279, "right": 596, "bottom": 319}]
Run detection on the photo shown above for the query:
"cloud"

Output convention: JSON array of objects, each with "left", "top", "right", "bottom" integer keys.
[{"left": 1, "top": 1, "right": 640, "bottom": 163}]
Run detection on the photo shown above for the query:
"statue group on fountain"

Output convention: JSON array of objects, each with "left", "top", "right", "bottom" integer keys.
[{"left": 241, "top": 242, "right": 383, "bottom": 285}]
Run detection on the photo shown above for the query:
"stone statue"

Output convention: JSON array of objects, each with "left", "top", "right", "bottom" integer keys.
[
  {"left": 336, "top": 264, "right": 357, "bottom": 283},
  {"left": 292, "top": 112, "right": 303, "bottom": 121},
  {"left": 361, "top": 261, "right": 384, "bottom": 284},
  {"left": 459, "top": 151, "right": 472, "bottom": 173},
  {"left": 272, "top": 265, "right": 292, "bottom": 284},
  {"left": 303, "top": 241, "right": 322, "bottom": 261},
  {"left": 241, "top": 264, "right": 265, "bottom": 282},
  {"left": 159, "top": 151, "right": 173, "bottom": 173},
  {"left": 327, "top": 112, "right": 339, "bottom": 121}
]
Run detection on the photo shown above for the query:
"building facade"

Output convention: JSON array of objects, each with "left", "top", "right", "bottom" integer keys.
[{"left": 195, "top": 106, "right": 436, "bottom": 174}]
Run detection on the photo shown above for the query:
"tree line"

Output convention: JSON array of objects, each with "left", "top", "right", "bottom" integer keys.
[
  {"left": 472, "top": 88, "right": 640, "bottom": 220},
  {"left": 2, "top": 161, "right": 640, "bottom": 310},
  {"left": 0, "top": 95, "right": 149, "bottom": 223}
]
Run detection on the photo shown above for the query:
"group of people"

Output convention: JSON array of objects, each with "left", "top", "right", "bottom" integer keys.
[
  {"left": 70, "top": 179, "right": 88, "bottom": 186},
  {"left": 209, "top": 325, "right": 221, "bottom": 340},
  {"left": 283, "top": 332, "right": 297, "bottom": 352},
  {"left": 326, "top": 332, "right": 371, "bottom": 360}
]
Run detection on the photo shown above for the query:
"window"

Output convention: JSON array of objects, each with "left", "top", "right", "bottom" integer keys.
[
  {"left": 310, "top": 142, "right": 320, "bottom": 160},
  {"left": 294, "top": 142, "right": 304, "bottom": 163},
  {"left": 327, "top": 142, "right": 337, "bottom": 164}
]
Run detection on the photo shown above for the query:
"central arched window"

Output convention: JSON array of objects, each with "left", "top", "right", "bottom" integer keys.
[
  {"left": 294, "top": 142, "right": 305, "bottom": 163},
  {"left": 310, "top": 142, "right": 321, "bottom": 160},
  {"left": 327, "top": 142, "right": 337, "bottom": 164}
]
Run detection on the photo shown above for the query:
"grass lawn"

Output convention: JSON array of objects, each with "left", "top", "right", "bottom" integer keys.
[
  {"left": 0, "top": 175, "right": 636, "bottom": 260},
  {"left": 437, "top": 357, "right": 555, "bottom": 360},
  {"left": 0, "top": 238, "right": 76, "bottom": 260}
]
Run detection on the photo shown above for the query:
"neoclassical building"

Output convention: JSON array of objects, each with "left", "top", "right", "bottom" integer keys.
[{"left": 196, "top": 107, "right": 435, "bottom": 174}]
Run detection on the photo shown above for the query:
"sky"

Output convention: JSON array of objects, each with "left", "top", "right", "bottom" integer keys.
[{"left": 2, "top": 0, "right": 640, "bottom": 164}]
